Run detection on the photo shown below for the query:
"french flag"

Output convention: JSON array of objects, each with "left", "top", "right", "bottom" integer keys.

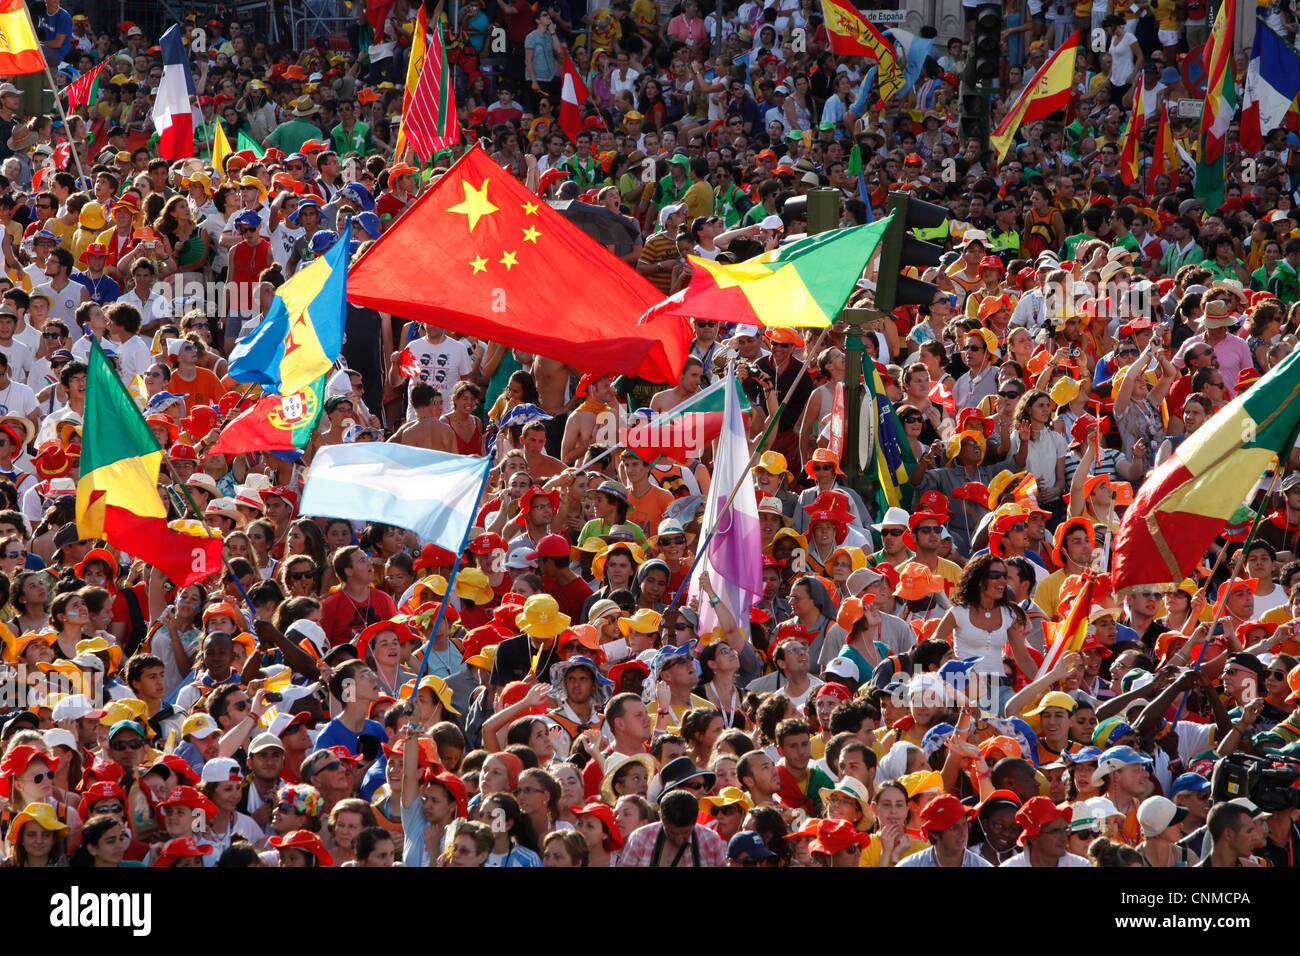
[
  {"left": 1240, "top": 15, "right": 1300, "bottom": 155},
  {"left": 152, "top": 26, "right": 196, "bottom": 161}
]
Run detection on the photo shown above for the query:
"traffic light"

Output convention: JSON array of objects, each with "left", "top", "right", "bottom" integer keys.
[
  {"left": 874, "top": 193, "right": 946, "bottom": 313},
  {"left": 972, "top": 2, "right": 1001, "bottom": 83}
]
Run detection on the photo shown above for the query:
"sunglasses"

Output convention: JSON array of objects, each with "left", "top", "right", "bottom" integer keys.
[
  {"left": 999, "top": 390, "right": 1022, "bottom": 399},
  {"left": 110, "top": 738, "right": 145, "bottom": 751},
  {"left": 1268, "top": 670, "right": 1288, "bottom": 680},
  {"left": 677, "top": 779, "right": 709, "bottom": 791},
  {"left": 812, "top": 464, "right": 834, "bottom": 471},
  {"left": 42, "top": 331, "right": 63, "bottom": 339},
  {"left": 94, "top": 803, "right": 125, "bottom": 815},
  {"left": 28, "top": 770, "right": 53, "bottom": 784},
  {"left": 289, "top": 570, "right": 314, "bottom": 581},
  {"left": 881, "top": 528, "right": 903, "bottom": 536},
  {"left": 1008, "top": 523, "right": 1027, "bottom": 532},
  {"left": 900, "top": 416, "right": 922, "bottom": 425},
  {"left": 658, "top": 535, "right": 686, "bottom": 546},
  {"left": 985, "top": 569, "right": 1007, "bottom": 579},
  {"left": 960, "top": 345, "right": 984, "bottom": 353},
  {"left": 276, "top": 802, "right": 302, "bottom": 813},
  {"left": 316, "top": 760, "right": 344, "bottom": 773},
  {"left": 674, "top": 622, "right": 693, "bottom": 631}
]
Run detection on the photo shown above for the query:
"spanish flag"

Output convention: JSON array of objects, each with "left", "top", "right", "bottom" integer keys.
[
  {"left": 394, "top": 2, "right": 429, "bottom": 160},
  {"left": 818, "top": 0, "right": 904, "bottom": 101},
  {"left": 0, "top": 0, "right": 44, "bottom": 75},
  {"left": 1118, "top": 83, "right": 1145, "bottom": 185},
  {"left": 1150, "top": 103, "right": 1179, "bottom": 190},
  {"left": 639, "top": 217, "right": 891, "bottom": 329},
  {"left": 227, "top": 219, "right": 351, "bottom": 396},
  {"left": 990, "top": 31, "right": 1078, "bottom": 161},
  {"left": 1195, "top": 0, "right": 1236, "bottom": 211},
  {"left": 1114, "top": 344, "right": 1300, "bottom": 593},
  {"left": 76, "top": 340, "right": 223, "bottom": 587}
]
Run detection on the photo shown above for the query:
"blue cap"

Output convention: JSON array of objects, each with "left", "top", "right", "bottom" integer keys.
[
  {"left": 1096, "top": 720, "right": 1135, "bottom": 748},
  {"left": 310, "top": 229, "right": 338, "bottom": 252},
  {"left": 284, "top": 152, "right": 308, "bottom": 164},
  {"left": 143, "top": 391, "right": 183, "bottom": 415},
  {"left": 554, "top": 655, "right": 615, "bottom": 686},
  {"left": 295, "top": 196, "right": 321, "bottom": 211},
  {"left": 1096, "top": 745, "right": 1147, "bottom": 776},
  {"left": 652, "top": 640, "right": 697, "bottom": 673},
  {"left": 727, "top": 830, "right": 776, "bottom": 861},
  {"left": 938, "top": 656, "right": 981, "bottom": 682},
  {"left": 1160, "top": 66, "right": 1179, "bottom": 85},
  {"left": 339, "top": 182, "right": 374, "bottom": 211},
  {"left": 1170, "top": 772, "right": 1210, "bottom": 797},
  {"left": 108, "top": 719, "right": 143, "bottom": 739},
  {"left": 1065, "top": 745, "right": 1103, "bottom": 764},
  {"left": 234, "top": 210, "right": 261, "bottom": 229},
  {"left": 347, "top": 240, "right": 361, "bottom": 256},
  {"left": 355, "top": 211, "right": 381, "bottom": 239},
  {"left": 32, "top": 229, "right": 58, "bottom": 244},
  {"left": 921, "top": 722, "right": 955, "bottom": 757}
]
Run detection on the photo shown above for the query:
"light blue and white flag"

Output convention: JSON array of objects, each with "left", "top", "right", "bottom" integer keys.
[{"left": 301, "top": 444, "right": 490, "bottom": 552}]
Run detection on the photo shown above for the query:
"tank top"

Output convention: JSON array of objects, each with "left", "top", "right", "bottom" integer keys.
[{"left": 951, "top": 604, "right": 1014, "bottom": 675}]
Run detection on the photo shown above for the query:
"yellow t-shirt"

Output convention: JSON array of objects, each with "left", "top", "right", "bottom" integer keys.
[
  {"left": 682, "top": 179, "right": 715, "bottom": 220},
  {"left": 631, "top": 0, "right": 659, "bottom": 37},
  {"left": 666, "top": 693, "right": 714, "bottom": 734},
  {"left": 1034, "top": 568, "right": 1067, "bottom": 620},
  {"left": 860, "top": 833, "right": 928, "bottom": 866},
  {"left": 45, "top": 218, "right": 75, "bottom": 251}
]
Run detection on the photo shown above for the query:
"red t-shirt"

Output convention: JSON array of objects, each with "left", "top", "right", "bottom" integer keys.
[
  {"left": 374, "top": 191, "right": 412, "bottom": 223},
  {"left": 228, "top": 238, "right": 273, "bottom": 314},
  {"left": 319, "top": 587, "right": 399, "bottom": 646},
  {"left": 543, "top": 574, "right": 593, "bottom": 621}
]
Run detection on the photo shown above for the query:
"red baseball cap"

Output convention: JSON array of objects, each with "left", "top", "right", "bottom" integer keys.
[
  {"left": 1015, "top": 796, "right": 1072, "bottom": 846},
  {"left": 920, "top": 792, "right": 977, "bottom": 839},
  {"left": 526, "top": 533, "right": 571, "bottom": 561},
  {"left": 467, "top": 532, "right": 507, "bottom": 554}
]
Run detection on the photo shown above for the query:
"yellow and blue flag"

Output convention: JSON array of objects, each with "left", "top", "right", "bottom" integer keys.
[
  {"left": 228, "top": 219, "right": 351, "bottom": 396},
  {"left": 864, "top": 361, "right": 915, "bottom": 511}
]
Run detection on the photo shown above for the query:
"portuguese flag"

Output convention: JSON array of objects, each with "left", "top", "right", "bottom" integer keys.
[
  {"left": 1113, "top": 350, "right": 1300, "bottom": 592},
  {"left": 75, "top": 340, "right": 224, "bottom": 586},
  {"left": 209, "top": 376, "right": 325, "bottom": 459},
  {"left": 639, "top": 217, "right": 890, "bottom": 330},
  {"left": 624, "top": 376, "right": 751, "bottom": 464}
]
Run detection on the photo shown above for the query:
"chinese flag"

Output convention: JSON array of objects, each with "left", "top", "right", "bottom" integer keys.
[
  {"left": 0, "top": 0, "right": 44, "bottom": 75},
  {"left": 347, "top": 145, "right": 690, "bottom": 384}
]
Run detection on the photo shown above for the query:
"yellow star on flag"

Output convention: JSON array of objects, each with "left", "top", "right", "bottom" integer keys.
[
  {"left": 469, "top": 255, "right": 488, "bottom": 273},
  {"left": 499, "top": 250, "right": 519, "bottom": 270},
  {"left": 521, "top": 200, "right": 539, "bottom": 216},
  {"left": 522, "top": 225, "right": 541, "bottom": 244},
  {"left": 448, "top": 179, "right": 498, "bottom": 232}
]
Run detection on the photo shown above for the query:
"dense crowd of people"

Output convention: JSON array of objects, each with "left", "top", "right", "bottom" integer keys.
[{"left": 0, "top": 0, "right": 1296, "bottom": 871}]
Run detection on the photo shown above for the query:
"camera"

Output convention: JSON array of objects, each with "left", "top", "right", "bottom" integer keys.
[{"left": 1211, "top": 753, "right": 1300, "bottom": 811}]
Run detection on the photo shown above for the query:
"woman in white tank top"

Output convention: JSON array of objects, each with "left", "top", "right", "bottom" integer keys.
[{"left": 932, "top": 555, "right": 1032, "bottom": 715}]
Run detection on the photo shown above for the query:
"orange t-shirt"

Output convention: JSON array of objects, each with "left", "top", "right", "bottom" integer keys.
[
  {"left": 169, "top": 366, "right": 225, "bottom": 411},
  {"left": 627, "top": 484, "right": 674, "bottom": 536}
]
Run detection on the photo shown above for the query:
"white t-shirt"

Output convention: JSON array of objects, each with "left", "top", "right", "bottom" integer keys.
[
  {"left": 1009, "top": 428, "right": 1069, "bottom": 487},
  {"left": 403, "top": 336, "right": 474, "bottom": 422},
  {"left": 1000, "top": 850, "right": 1091, "bottom": 866},
  {"left": 269, "top": 222, "right": 303, "bottom": 269},
  {"left": 0, "top": 378, "right": 38, "bottom": 418},
  {"left": 1108, "top": 32, "right": 1141, "bottom": 87},
  {"left": 34, "top": 280, "right": 87, "bottom": 331},
  {"left": 0, "top": 340, "right": 34, "bottom": 384},
  {"left": 116, "top": 288, "right": 173, "bottom": 329},
  {"left": 105, "top": 334, "right": 155, "bottom": 382}
]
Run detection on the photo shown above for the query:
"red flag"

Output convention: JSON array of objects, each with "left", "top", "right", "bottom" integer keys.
[
  {"left": 404, "top": 17, "right": 460, "bottom": 162},
  {"left": 347, "top": 145, "right": 690, "bottom": 383},
  {"left": 928, "top": 380, "right": 954, "bottom": 416},
  {"left": 558, "top": 51, "right": 590, "bottom": 142},
  {"left": 63, "top": 60, "right": 107, "bottom": 112},
  {"left": 365, "top": 0, "right": 396, "bottom": 33},
  {"left": 827, "top": 382, "right": 845, "bottom": 463},
  {"left": 53, "top": 141, "right": 71, "bottom": 170},
  {"left": 398, "top": 347, "right": 420, "bottom": 378}
]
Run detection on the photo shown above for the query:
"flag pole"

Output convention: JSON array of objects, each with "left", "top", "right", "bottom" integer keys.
[
  {"left": 1169, "top": 467, "right": 1282, "bottom": 724},
  {"left": 38, "top": 61, "right": 87, "bottom": 183},
  {"left": 664, "top": 327, "right": 831, "bottom": 613},
  {"left": 412, "top": 464, "right": 494, "bottom": 684}
]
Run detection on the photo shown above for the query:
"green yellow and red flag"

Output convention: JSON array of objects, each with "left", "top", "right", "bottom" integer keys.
[
  {"left": 75, "top": 339, "right": 223, "bottom": 586},
  {"left": 639, "top": 216, "right": 891, "bottom": 330},
  {"left": 1114, "top": 346, "right": 1300, "bottom": 593}
]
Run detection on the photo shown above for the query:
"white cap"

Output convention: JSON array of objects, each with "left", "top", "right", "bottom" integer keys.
[
  {"left": 505, "top": 543, "right": 536, "bottom": 571},
  {"left": 50, "top": 693, "right": 104, "bottom": 722},
  {"left": 1137, "top": 794, "right": 1186, "bottom": 837},
  {"left": 43, "top": 728, "right": 77, "bottom": 751},
  {"left": 728, "top": 324, "right": 760, "bottom": 340},
  {"left": 1085, "top": 795, "right": 1122, "bottom": 820},
  {"left": 846, "top": 567, "right": 884, "bottom": 596},
  {"left": 872, "top": 506, "right": 910, "bottom": 531},
  {"left": 71, "top": 653, "right": 103, "bottom": 671},
  {"left": 825, "top": 656, "right": 860, "bottom": 682},
  {"left": 249, "top": 732, "right": 285, "bottom": 755},
  {"left": 199, "top": 756, "right": 243, "bottom": 784},
  {"left": 286, "top": 619, "right": 329, "bottom": 658},
  {"left": 759, "top": 214, "right": 784, "bottom": 231}
]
